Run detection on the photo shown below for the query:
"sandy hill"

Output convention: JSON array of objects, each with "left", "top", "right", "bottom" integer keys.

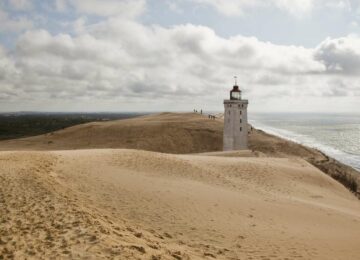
[
  {"left": 0, "top": 113, "right": 223, "bottom": 153},
  {"left": 1, "top": 149, "right": 360, "bottom": 259},
  {"left": 1, "top": 112, "right": 360, "bottom": 259}
]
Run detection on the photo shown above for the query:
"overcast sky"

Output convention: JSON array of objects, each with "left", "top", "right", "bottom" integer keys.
[{"left": 0, "top": 0, "right": 359, "bottom": 113}]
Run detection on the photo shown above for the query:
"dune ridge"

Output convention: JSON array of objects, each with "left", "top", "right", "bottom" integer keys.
[{"left": 0, "top": 113, "right": 222, "bottom": 153}]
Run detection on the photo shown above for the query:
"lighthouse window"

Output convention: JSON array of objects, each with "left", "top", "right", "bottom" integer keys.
[
  {"left": 240, "top": 119, "right": 242, "bottom": 123},
  {"left": 238, "top": 104, "right": 241, "bottom": 108},
  {"left": 242, "top": 104, "right": 244, "bottom": 108},
  {"left": 240, "top": 111, "right": 242, "bottom": 115},
  {"left": 240, "top": 127, "right": 242, "bottom": 132}
]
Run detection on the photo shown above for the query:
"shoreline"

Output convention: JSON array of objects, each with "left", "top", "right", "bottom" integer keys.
[
  {"left": 249, "top": 127, "right": 360, "bottom": 198},
  {"left": 250, "top": 121, "right": 360, "bottom": 172}
]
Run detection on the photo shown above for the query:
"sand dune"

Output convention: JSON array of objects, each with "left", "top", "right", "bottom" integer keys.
[
  {"left": 1, "top": 112, "right": 360, "bottom": 259},
  {"left": 0, "top": 113, "right": 223, "bottom": 153},
  {"left": 1, "top": 112, "right": 358, "bottom": 194},
  {"left": 1, "top": 149, "right": 360, "bottom": 259}
]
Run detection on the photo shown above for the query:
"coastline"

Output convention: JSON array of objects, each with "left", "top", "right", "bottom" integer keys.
[
  {"left": 250, "top": 119, "right": 360, "bottom": 172},
  {"left": 249, "top": 127, "right": 360, "bottom": 198}
]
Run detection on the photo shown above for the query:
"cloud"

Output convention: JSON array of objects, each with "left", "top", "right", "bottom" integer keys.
[
  {"left": 8, "top": 0, "right": 32, "bottom": 10},
  {"left": 188, "top": 0, "right": 352, "bottom": 16},
  {"left": 324, "top": 0, "right": 351, "bottom": 10},
  {"left": 315, "top": 35, "right": 360, "bottom": 74},
  {"left": 0, "top": 45, "right": 21, "bottom": 100},
  {"left": 0, "top": 15, "right": 358, "bottom": 112},
  {"left": 0, "top": 9, "right": 33, "bottom": 32},
  {"left": 56, "top": 0, "right": 146, "bottom": 18},
  {"left": 272, "top": 0, "right": 313, "bottom": 15},
  {"left": 55, "top": 0, "right": 67, "bottom": 12},
  {"left": 166, "top": 1, "right": 183, "bottom": 13},
  {"left": 190, "top": 0, "right": 259, "bottom": 16},
  {"left": 6, "top": 19, "right": 324, "bottom": 99},
  {"left": 0, "top": 45, "right": 15, "bottom": 79},
  {"left": 349, "top": 21, "right": 358, "bottom": 27}
]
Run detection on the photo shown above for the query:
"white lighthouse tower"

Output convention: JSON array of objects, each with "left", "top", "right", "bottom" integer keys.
[{"left": 223, "top": 77, "right": 249, "bottom": 151}]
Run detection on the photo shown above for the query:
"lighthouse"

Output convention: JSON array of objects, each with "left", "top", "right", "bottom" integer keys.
[{"left": 223, "top": 77, "right": 249, "bottom": 151}]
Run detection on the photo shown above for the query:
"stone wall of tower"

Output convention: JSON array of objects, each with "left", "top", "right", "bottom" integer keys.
[{"left": 223, "top": 99, "right": 248, "bottom": 151}]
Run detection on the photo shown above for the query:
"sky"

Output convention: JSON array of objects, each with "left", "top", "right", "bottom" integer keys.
[{"left": 0, "top": 0, "right": 359, "bottom": 113}]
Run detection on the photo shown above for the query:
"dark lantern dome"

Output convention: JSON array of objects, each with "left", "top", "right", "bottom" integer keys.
[{"left": 230, "top": 79, "right": 241, "bottom": 100}]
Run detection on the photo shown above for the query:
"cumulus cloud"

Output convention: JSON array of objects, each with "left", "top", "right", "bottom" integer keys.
[
  {"left": 315, "top": 35, "right": 360, "bottom": 74},
  {"left": 0, "top": 12, "right": 359, "bottom": 111},
  {"left": 0, "top": 18, "right": 327, "bottom": 103}
]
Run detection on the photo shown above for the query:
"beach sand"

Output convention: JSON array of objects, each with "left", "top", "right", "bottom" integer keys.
[{"left": 1, "top": 113, "right": 360, "bottom": 259}]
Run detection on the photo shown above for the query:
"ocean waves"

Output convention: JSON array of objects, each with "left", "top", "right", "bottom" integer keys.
[{"left": 250, "top": 114, "right": 360, "bottom": 172}]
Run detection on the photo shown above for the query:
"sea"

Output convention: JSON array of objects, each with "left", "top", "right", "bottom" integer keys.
[{"left": 249, "top": 113, "right": 360, "bottom": 172}]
